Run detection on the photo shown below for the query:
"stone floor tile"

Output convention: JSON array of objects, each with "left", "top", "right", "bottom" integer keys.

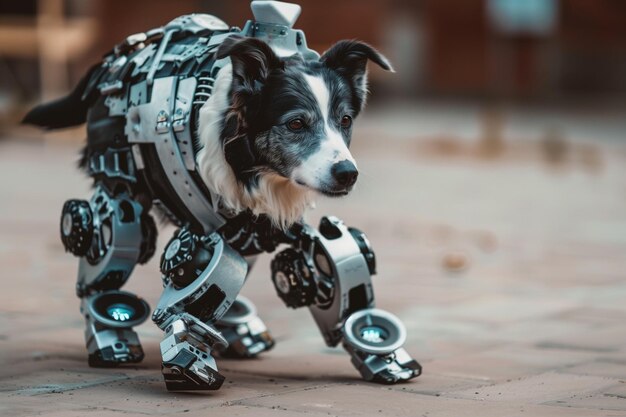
[
  {"left": 445, "top": 371, "right": 619, "bottom": 404},
  {"left": 544, "top": 382, "right": 626, "bottom": 412},
  {"left": 562, "top": 359, "right": 626, "bottom": 379},
  {"left": 237, "top": 384, "right": 626, "bottom": 417}
]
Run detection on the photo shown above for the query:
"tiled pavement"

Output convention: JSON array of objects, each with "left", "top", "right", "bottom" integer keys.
[{"left": 1, "top": 115, "right": 626, "bottom": 416}]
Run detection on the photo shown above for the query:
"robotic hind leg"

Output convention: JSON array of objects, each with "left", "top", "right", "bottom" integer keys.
[
  {"left": 61, "top": 185, "right": 156, "bottom": 367},
  {"left": 152, "top": 228, "right": 249, "bottom": 391},
  {"left": 270, "top": 216, "right": 422, "bottom": 384},
  {"left": 213, "top": 257, "right": 275, "bottom": 359}
]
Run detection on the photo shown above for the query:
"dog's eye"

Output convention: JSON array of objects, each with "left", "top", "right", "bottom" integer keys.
[
  {"left": 287, "top": 118, "right": 305, "bottom": 131},
  {"left": 341, "top": 115, "right": 353, "bottom": 129}
]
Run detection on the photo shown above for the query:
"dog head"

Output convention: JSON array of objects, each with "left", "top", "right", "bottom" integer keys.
[{"left": 216, "top": 37, "right": 393, "bottom": 197}]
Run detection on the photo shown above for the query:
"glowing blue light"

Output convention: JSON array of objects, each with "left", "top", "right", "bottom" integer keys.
[
  {"left": 360, "top": 326, "right": 388, "bottom": 344},
  {"left": 107, "top": 303, "right": 135, "bottom": 322}
]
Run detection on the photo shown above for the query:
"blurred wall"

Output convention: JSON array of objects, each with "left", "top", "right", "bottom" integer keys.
[
  {"left": 422, "top": 0, "right": 626, "bottom": 98},
  {"left": 1, "top": 0, "right": 625, "bottom": 129}
]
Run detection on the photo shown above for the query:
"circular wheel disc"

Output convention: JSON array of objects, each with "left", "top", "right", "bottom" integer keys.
[{"left": 342, "top": 308, "right": 407, "bottom": 355}]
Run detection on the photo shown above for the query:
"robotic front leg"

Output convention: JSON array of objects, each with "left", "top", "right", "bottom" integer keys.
[
  {"left": 271, "top": 216, "right": 422, "bottom": 384},
  {"left": 152, "top": 228, "right": 253, "bottom": 391},
  {"left": 61, "top": 185, "right": 156, "bottom": 366}
]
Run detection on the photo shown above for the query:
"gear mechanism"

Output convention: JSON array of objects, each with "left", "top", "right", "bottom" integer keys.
[
  {"left": 271, "top": 248, "right": 316, "bottom": 308},
  {"left": 60, "top": 199, "right": 93, "bottom": 256},
  {"left": 160, "top": 227, "right": 213, "bottom": 288}
]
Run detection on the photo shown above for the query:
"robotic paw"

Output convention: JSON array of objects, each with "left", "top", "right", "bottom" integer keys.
[
  {"left": 345, "top": 345, "right": 422, "bottom": 384},
  {"left": 88, "top": 340, "right": 145, "bottom": 368},
  {"left": 342, "top": 308, "right": 422, "bottom": 384},
  {"left": 162, "top": 349, "right": 225, "bottom": 391},
  {"left": 368, "top": 351, "right": 422, "bottom": 384},
  {"left": 216, "top": 323, "right": 274, "bottom": 359},
  {"left": 215, "top": 296, "right": 275, "bottom": 358},
  {"left": 83, "top": 291, "right": 151, "bottom": 368},
  {"left": 159, "top": 315, "right": 228, "bottom": 391}
]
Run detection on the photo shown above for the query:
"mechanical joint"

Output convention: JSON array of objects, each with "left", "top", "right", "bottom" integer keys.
[{"left": 271, "top": 248, "right": 316, "bottom": 308}]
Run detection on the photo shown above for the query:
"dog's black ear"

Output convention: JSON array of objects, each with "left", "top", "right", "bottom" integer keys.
[
  {"left": 216, "top": 36, "right": 283, "bottom": 92},
  {"left": 321, "top": 40, "right": 394, "bottom": 111},
  {"left": 215, "top": 36, "right": 283, "bottom": 182}
]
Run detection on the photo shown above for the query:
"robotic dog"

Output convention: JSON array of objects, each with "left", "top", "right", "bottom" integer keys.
[{"left": 24, "top": 1, "right": 421, "bottom": 390}]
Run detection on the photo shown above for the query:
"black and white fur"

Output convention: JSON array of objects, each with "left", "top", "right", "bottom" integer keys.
[{"left": 197, "top": 38, "right": 393, "bottom": 228}]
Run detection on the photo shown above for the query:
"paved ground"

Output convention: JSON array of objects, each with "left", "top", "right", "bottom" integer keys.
[{"left": 1, "top": 105, "right": 626, "bottom": 416}]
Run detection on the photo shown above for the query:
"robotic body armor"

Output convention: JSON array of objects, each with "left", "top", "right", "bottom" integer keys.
[
  {"left": 80, "top": 10, "right": 317, "bottom": 238},
  {"left": 59, "top": 1, "right": 421, "bottom": 390}
]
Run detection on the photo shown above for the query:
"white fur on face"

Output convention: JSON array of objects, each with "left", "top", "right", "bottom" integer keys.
[
  {"left": 196, "top": 64, "right": 314, "bottom": 229},
  {"left": 290, "top": 74, "right": 357, "bottom": 190}
]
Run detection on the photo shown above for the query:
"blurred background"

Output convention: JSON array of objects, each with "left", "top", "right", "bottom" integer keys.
[
  {"left": 1, "top": 0, "right": 626, "bottom": 117},
  {"left": 1, "top": 1, "right": 626, "bottom": 414},
  {"left": 1, "top": 0, "right": 626, "bottom": 112}
]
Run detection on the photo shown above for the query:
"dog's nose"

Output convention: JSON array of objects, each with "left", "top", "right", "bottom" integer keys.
[{"left": 331, "top": 160, "right": 359, "bottom": 187}]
